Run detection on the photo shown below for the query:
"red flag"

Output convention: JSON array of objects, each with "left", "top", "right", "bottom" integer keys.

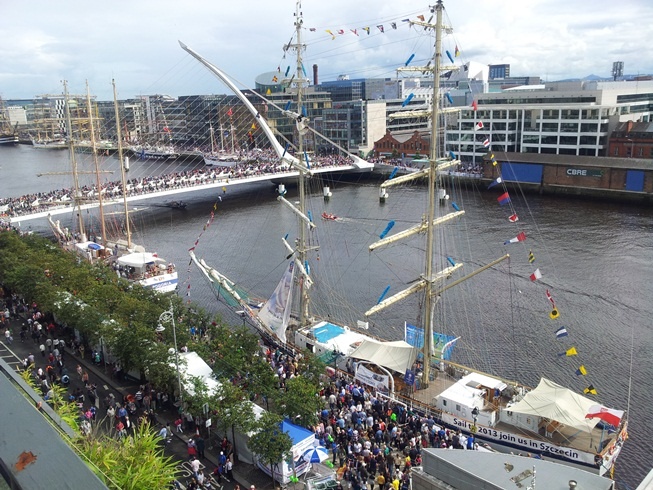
[
  {"left": 475, "top": 121, "right": 484, "bottom": 130},
  {"left": 530, "top": 269, "right": 542, "bottom": 281},
  {"left": 471, "top": 100, "right": 478, "bottom": 111},
  {"left": 417, "top": 14, "right": 425, "bottom": 21},
  {"left": 504, "top": 231, "right": 526, "bottom": 245},
  {"left": 585, "top": 405, "right": 624, "bottom": 427},
  {"left": 163, "top": 126, "right": 170, "bottom": 133},
  {"left": 508, "top": 214, "right": 519, "bottom": 223},
  {"left": 227, "top": 108, "right": 233, "bottom": 117}
]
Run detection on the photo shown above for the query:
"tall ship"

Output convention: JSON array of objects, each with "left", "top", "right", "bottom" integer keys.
[
  {"left": 47, "top": 80, "right": 178, "bottom": 294},
  {"left": 0, "top": 97, "right": 19, "bottom": 145},
  {"left": 187, "top": 0, "right": 628, "bottom": 477}
]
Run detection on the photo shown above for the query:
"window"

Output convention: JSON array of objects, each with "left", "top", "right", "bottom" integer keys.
[
  {"left": 614, "top": 147, "right": 619, "bottom": 156},
  {"left": 456, "top": 404, "right": 461, "bottom": 412},
  {"left": 542, "top": 123, "right": 558, "bottom": 132},
  {"left": 559, "top": 136, "right": 577, "bottom": 145},
  {"left": 442, "top": 400, "right": 447, "bottom": 406}
]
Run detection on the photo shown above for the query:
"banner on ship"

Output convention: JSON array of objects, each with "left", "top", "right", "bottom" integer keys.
[
  {"left": 355, "top": 364, "right": 390, "bottom": 391},
  {"left": 439, "top": 412, "right": 596, "bottom": 465}
]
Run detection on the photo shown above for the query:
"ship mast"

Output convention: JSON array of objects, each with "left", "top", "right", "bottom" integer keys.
[
  {"left": 288, "top": 0, "right": 312, "bottom": 327},
  {"left": 86, "top": 81, "right": 107, "bottom": 246},
  {"left": 63, "top": 80, "right": 86, "bottom": 241},
  {"left": 112, "top": 79, "right": 132, "bottom": 249}
]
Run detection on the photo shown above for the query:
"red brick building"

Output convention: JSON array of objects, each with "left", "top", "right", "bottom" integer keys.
[
  {"left": 374, "top": 130, "right": 430, "bottom": 158},
  {"left": 608, "top": 121, "right": 653, "bottom": 159}
]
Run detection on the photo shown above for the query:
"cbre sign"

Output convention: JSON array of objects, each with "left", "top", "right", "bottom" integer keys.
[{"left": 566, "top": 168, "right": 604, "bottom": 178}]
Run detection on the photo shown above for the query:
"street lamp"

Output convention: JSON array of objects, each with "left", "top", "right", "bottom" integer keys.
[{"left": 158, "top": 299, "right": 183, "bottom": 404}]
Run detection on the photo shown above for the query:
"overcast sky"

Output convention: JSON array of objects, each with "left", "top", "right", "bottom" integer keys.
[{"left": 1, "top": 0, "right": 651, "bottom": 101}]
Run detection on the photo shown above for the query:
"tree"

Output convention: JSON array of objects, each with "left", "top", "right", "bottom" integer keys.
[
  {"left": 279, "top": 376, "right": 323, "bottom": 427},
  {"left": 211, "top": 381, "right": 255, "bottom": 458},
  {"left": 248, "top": 411, "right": 292, "bottom": 487}
]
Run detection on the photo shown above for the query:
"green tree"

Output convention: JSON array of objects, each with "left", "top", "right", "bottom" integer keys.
[
  {"left": 278, "top": 376, "right": 322, "bottom": 427},
  {"left": 211, "top": 381, "right": 255, "bottom": 458},
  {"left": 248, "top": 411, "right": 292, "bottom": 487}
]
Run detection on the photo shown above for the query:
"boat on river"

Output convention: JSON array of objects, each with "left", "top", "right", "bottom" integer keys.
[{"left": 186, "top": 0, "right": 628, "bottom": 476}]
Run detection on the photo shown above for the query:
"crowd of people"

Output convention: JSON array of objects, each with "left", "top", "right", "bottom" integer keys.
[{"left": 0, "top": 150, "right": 357, "bottom": 219}]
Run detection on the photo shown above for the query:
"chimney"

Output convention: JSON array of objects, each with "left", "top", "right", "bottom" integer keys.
[{"left": 313, "top": 64, "right": 318, "bottom": 86}]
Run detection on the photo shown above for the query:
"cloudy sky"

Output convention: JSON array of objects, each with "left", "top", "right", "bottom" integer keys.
[{"left": 1, "top": 0, "right": 651, "bottom": 101}]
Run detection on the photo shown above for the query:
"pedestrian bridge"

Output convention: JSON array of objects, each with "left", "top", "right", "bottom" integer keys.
[{"left": 5, "top": 163, "right": 373, "bottom": 224}]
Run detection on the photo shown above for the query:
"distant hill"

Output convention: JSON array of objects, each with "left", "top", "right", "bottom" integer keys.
[{"left": 554, "top": 74, "right": 651, "bottom": 82}]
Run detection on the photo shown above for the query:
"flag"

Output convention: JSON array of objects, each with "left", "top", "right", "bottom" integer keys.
[
  {"left": 417, "top": 14, "right": 425, "bottom": 21},
  {"left": 546, "top": 289, "right": 556, "bottom": 307},
  {"left": 363, "top": 27, "right": 370, "bottom": 35},
  {"left": 585, "top": 405, "right": 624, "bottom": 426},
  {"left": 508, "top": 214, "right": 519, "bottom": 223},
  {"left": 455, "top": 45, "right": 460, "bottom": 57},
  {"left": 555, "top": 326, "right": 568, "bottom": 338},
  {"left": 272, "top": 76, "right": 278, "bottom": 82},
  {"left": 504, "top": 231, "right": 526, "bottom": 245},
  {"left": 227, "top": 108, "right": 233, "bottom": 117},
  {"left": 475, "top": 121, "right": 484, "bottom": 130},
  {"left": 558, "top": 346, "right": 577, "bottom": 357},
  {"left": 377, "top": 25, "right": 385, "bottom": 33},
  {"left": 391, "top": 22, "right": 397, "bottom": 29},
  {"left": 497, "top": 192, "right": 511, "bottom": 206},
  {"left": 528, "top": 250, "right": 535, "bottom": 263},
  {"left": 483, "top": 138, "right": 490, "bottom": 148},
  {"left": 487, "top": 177, "right": 502, "bottom": 189},
  {"left": 584, "top": 385, "right": 598, "bottom": 395},
  {"left": 351, "top": 28, "right": 358, "bottom": 36},
  {"left": 549, "top": 308, "right": 560, "bottom": 319},
  {"left": 530, "top": 268, "right": 542, "bottom": 281},
  {"left": 401, "top": 18, "right": 410, "bottom": 23},
  {"left": 326, "top": 29, "right": 335, "bottom": 39},
  {"left": 471, "top": 100, "right": 478, "bottom": 111},
  {"left": 163, "top": 126, "right": 170, "bottom": 133},
  {"left": 309, "top": 27, "right": 316, "bottom": 32},
  {"left": 576, "top": 365, "right": 588, "bottom": 376},
  {"left": 337, "top": 29, "right": 345, "bottom": 35}
]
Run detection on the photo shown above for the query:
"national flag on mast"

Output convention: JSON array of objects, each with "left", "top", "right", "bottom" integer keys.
[
  {"left": 585, "top": 405, "right": 624, "bottom": 426},
  {"left": 471, "top": 100, "right": 478, "bottom": 111},
  {"left": 227, "top": 108, "right": 233, "bottom": 117},
  {"left": 530, "top": 268, "right": 542, "bottom": 281},
  {"left": 555, "top": 326, "right": 568, "bottom": 339},
  {"left": 504, "top": 231, "right": 526, "bottom": 245},
  {"left": 497, "top": 192, "right": 511, "bottom": 205},
  {"left": 483, "top": 138, "right": 490, "bottom": 148}
]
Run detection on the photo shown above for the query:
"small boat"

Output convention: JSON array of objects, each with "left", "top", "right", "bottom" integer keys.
[
  {"left": 154, "top": 200, "right": 187, "bottom": 210},
  {"left": 321, "top": 212, "right": 339, "bottom": 221}
]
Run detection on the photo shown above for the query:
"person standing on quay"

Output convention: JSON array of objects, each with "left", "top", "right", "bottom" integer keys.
[{"left": 195, "top": 435, "right": 205, "bottom": 459}]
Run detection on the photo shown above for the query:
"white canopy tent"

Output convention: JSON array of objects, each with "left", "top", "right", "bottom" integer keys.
[
  {"left": 348, "top": 339, "right": 417, "bottom": 374},
  {"left": 507, "top": 378, "right": 600, "bottom": 433}
]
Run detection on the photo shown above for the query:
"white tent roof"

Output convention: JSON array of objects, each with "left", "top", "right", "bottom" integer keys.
[
  {"left": 117, "top": 252, "right": 164, "bottom": 268},
  {"left": 173, "top": 351, "right": 221, "bottom": 397},
  {"left": 348, "top": 339, "right": 417, "bottom": 374},
  {"left": 507, "top": 378, "right": 600, "bottom": 433}
]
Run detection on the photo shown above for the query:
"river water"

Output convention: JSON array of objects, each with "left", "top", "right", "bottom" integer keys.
[{"left": 1, "top": 144, "right": 651, "bottom": 487}]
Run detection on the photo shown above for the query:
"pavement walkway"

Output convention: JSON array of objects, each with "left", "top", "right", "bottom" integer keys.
[{"left": 0, "top": 311, "right": 282, "bottom": 490}]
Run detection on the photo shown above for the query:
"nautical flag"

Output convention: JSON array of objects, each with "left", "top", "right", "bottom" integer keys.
[
  {"left": 326, "top": 29, "right": 335, "bottom": 39},
  {"left": 446, "top": 50, "right": 454, "bottom": 64},
  {"left": 417, "top": 14, "right": 425, "bottom": 21},
  {"left": 402, "top": 93, "right": 415, "bottom": 107},
  {"left": 508, "top": 214, "right": 519, "bottom": 223},
  {"left": 504, "top": 231, "right": 526, "bottom": 245},
  {"left": 559, "top": 346, "right": 578, "bottom": 357},
  {"left": 528, "top": 250, "right": 535, "bottom": 263},
  {"left": 483, "top": 138, "right": 490, "bottom": 148},
  {"left": 363, "top": 27, "right": 370, "bottom": 35},
  {"left": 338, "top": 29, "right": 345, "bottom": 35},
  {"left": 227, "top": 108, "right": 233, "bottom": 117},
  {"left": 549, "top": 308, "right": 560, "bottom": 319},
  {"left": 405, "top": 54, "right": 415, "bottom": 66},
  {"left": 351, "top": 29, "right": 358, "bottom": 36},
  {"left": 487, "top": 177, "right": 502, "bottom": 189},
  {"left": 272, "top": 76, "right": 278, "bottom": 82},
  {"left": 584, "top": 385, "right": 598, "bottom": 395},
  {"left": 471, "top": 100, "right": 478, "bottom": 111},
  {"left": 449, "top": 151, "right": 457, "bottom": 159},
  {"left": 163, "top": 126, "right": 170, "bottom": 132},
  {"left": 475, "top": 121, "right": 484, "bottom": 130},
  {"left": 455, "top": 45, "right": 460, "bottom": 57},
  {"left": 585, "top": 405, "right": 624, "bottom": 426},
  {"left": 555, "top": 326, "right": 568, "bottom": 339},
  {"left": 377, "top": 25, "right": 385, "bottom": 33},
  {"left": 445, "top": 92, "right": 454, "bottom": 104},
  {"left": 391, "top": 22, "right": 397, "bottom": 29},
  {"left": 576, "top": 365, "right": 588, "bottom": 376},
  {"left": 530, "top": 269, "right": 542, "bottom": 281},
  {"left": 402, "top": 19, "right": 410, "bottom": 23},
  {"left": 497, "top": 192, "right": 511, "bottom": 205},
  {"left": 546, "top": 290, "right": 556, "bottom": 307},
  {"left": 309, "top": 28, "right": 316, "bottom": 32}
]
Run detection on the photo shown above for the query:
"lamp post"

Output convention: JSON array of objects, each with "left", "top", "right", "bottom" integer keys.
[
  {"left": 471, "top": 406, "right": 479, "bottom": 434},
  {"left": 158, "top": 299, "right": 183, "bottom": 404}
]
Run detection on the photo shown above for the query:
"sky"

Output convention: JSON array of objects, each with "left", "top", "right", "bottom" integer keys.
[{"left": 1, "top": 0, "right": 652, "bottom": 101}]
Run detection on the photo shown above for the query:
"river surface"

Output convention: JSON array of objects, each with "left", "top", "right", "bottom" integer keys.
[{"left": 1, "top": 144, "right": 651, "bottom": 488}]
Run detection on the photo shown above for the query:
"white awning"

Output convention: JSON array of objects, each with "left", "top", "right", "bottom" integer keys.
[
  {"left": 117, "top": 252, "right": 164, "bottom": 268},
  {"left": 507, "top": 378, "right": 600, "bottom": 433},
  {"left": 349, "top": 338, "right": 417, "bottom": 374}
]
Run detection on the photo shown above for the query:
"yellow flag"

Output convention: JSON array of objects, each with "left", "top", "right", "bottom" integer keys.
[{"left": 566, "top": 347, "right": 578, "bottom": 357}]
